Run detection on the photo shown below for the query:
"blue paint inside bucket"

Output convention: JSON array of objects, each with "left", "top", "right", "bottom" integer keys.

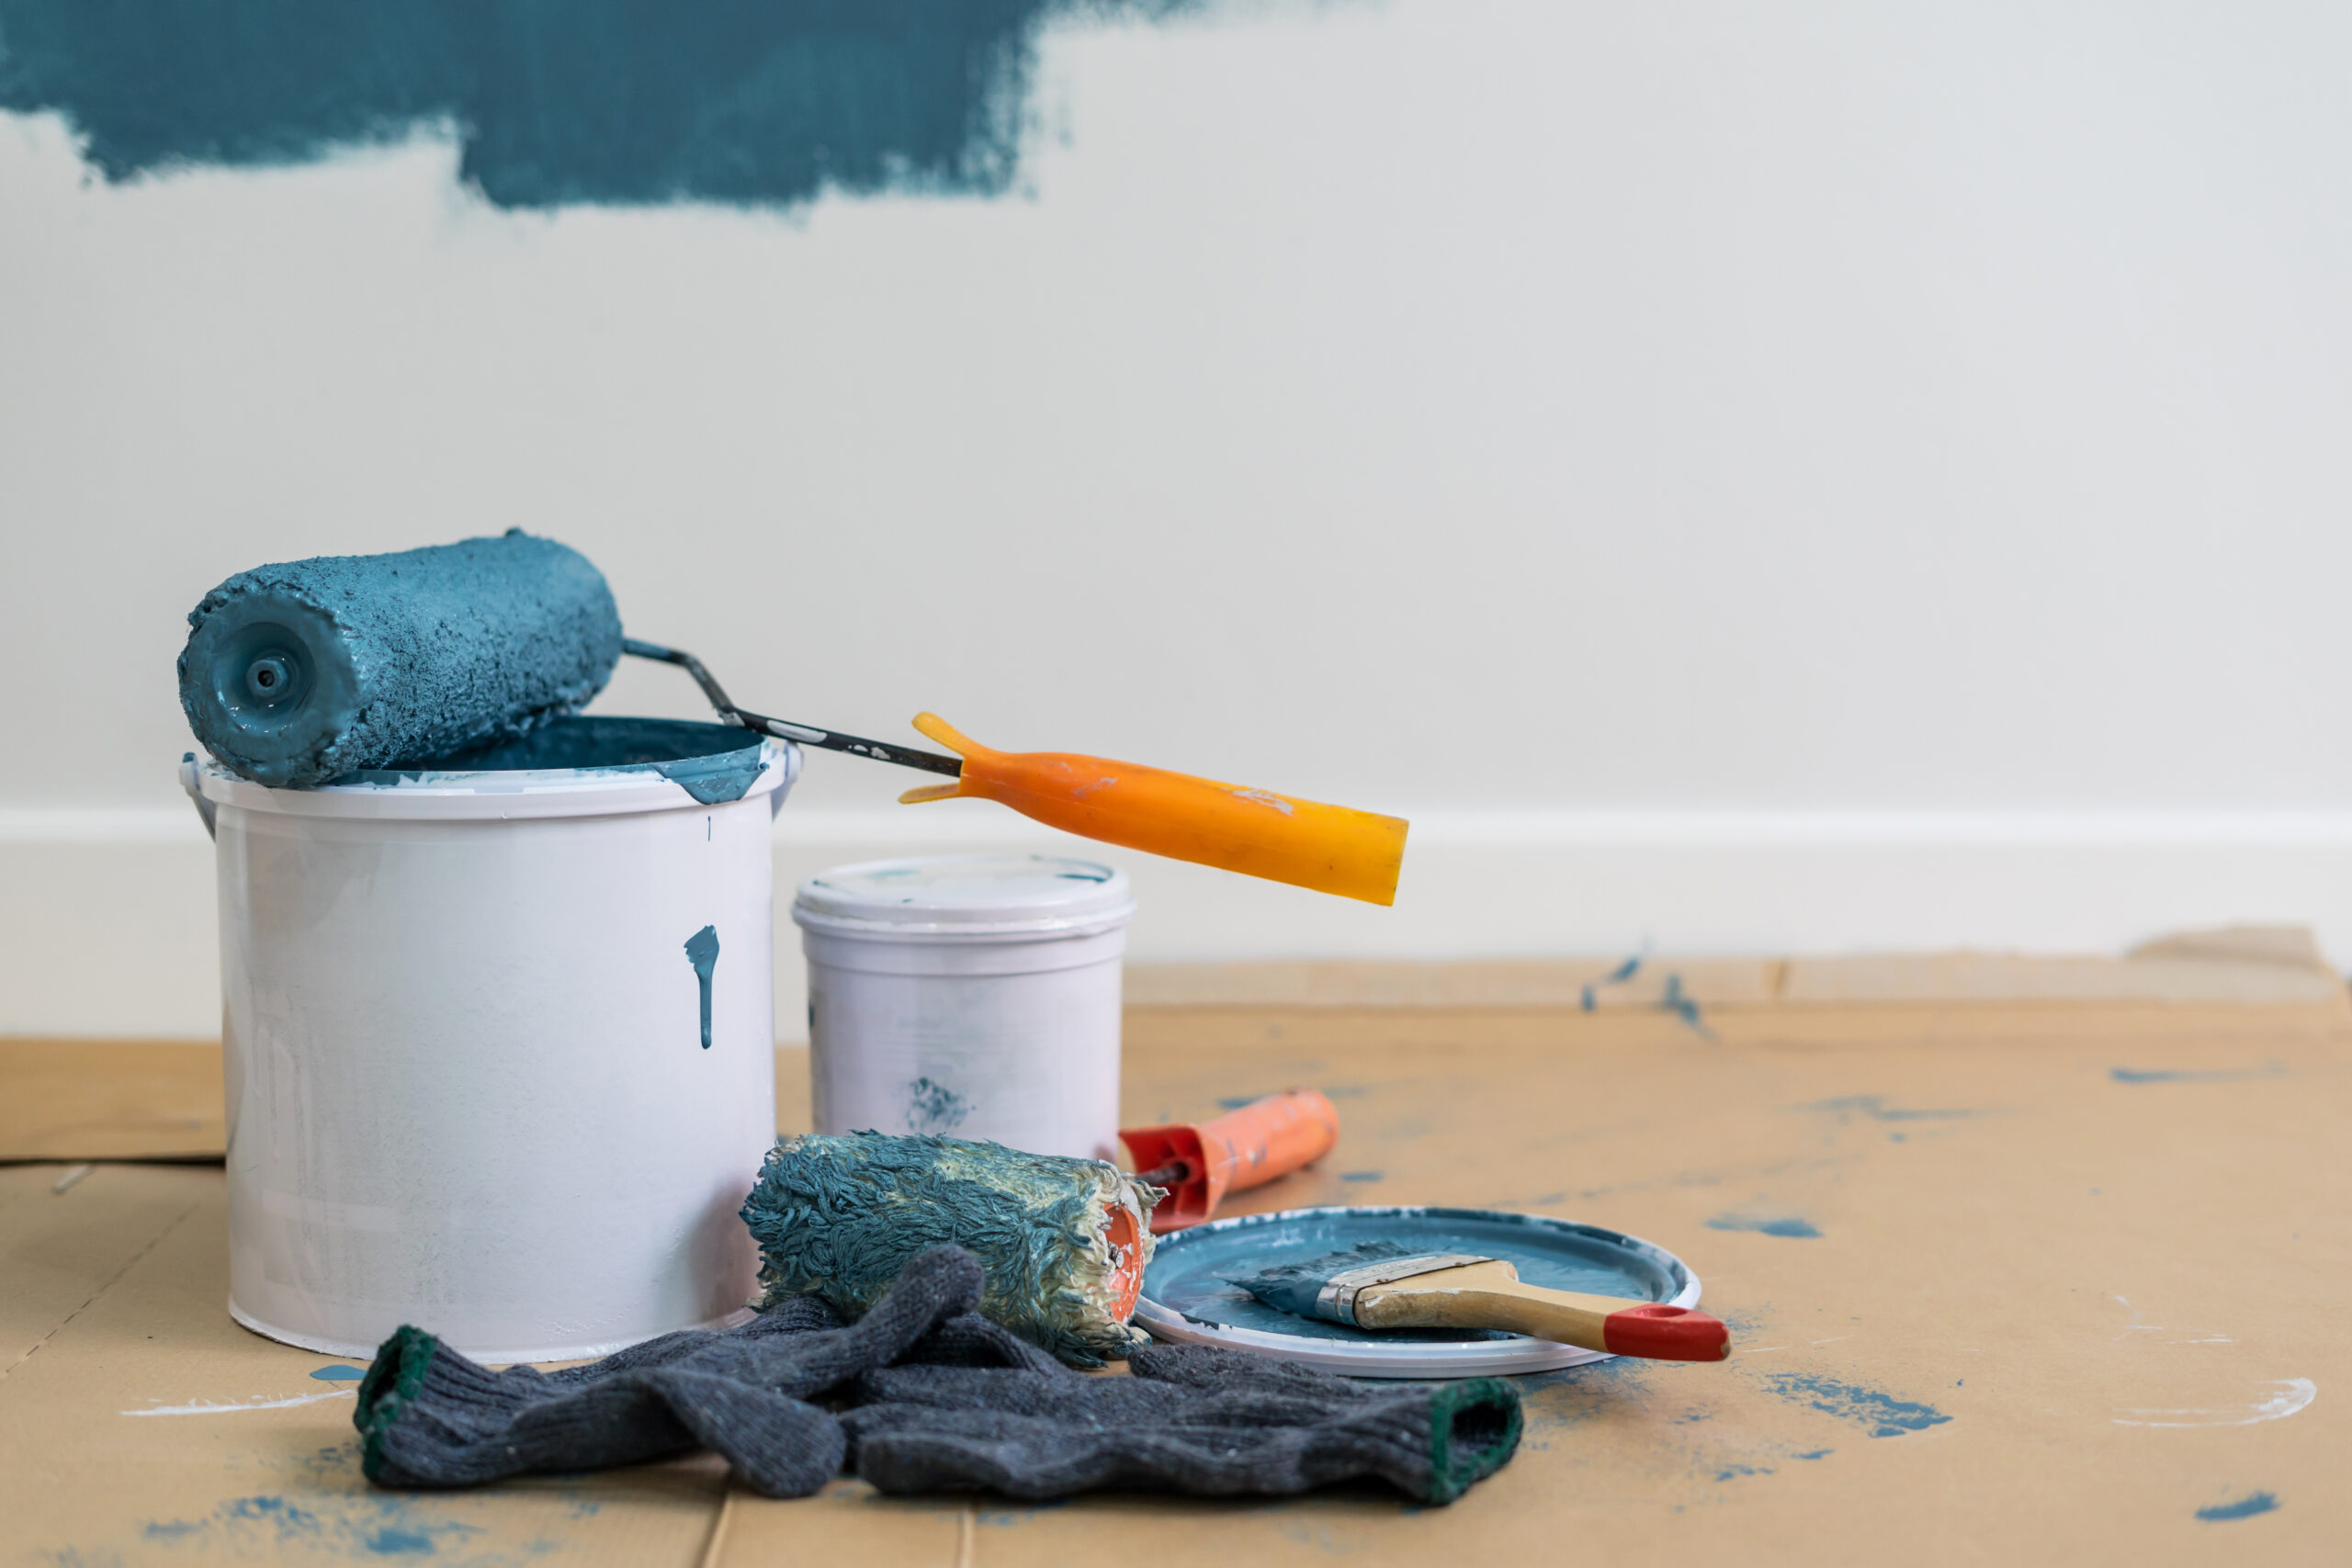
[{"left": 345, "top": 716, "right": 769, "bottom": 804}]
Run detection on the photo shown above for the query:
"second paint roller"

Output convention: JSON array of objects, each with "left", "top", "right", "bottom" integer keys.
[
  {"left": 180, "top": 532, "right": 1408, "bottom": 905},
  {"left": 1122, "top": 1089, "right": 1341, "bottom": 1233}
]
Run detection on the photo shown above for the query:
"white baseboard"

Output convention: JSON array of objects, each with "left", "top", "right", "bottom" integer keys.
[{"left": 7, "top": 805, "right": 2352, "bottom": 1037}]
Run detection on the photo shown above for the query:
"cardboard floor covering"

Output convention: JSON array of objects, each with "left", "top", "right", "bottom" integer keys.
[{"left": 4, "top": 987, "right": 2347, "bottom": 1564}]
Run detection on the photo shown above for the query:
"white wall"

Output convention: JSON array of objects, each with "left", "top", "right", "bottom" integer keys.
[{"left": 7, "top": 1, "right": 2352, "bottom": 1034}]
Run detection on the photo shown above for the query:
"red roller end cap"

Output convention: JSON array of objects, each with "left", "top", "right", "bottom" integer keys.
[{"left": 1601, "top": 1303, "right": 1731, "bottom": 1361}]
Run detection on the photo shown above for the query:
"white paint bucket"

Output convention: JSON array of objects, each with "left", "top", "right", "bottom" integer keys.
[
  {"left": 793, "top": 854, "right": 1136, "bottom": 1163},
  {"left": 179, "top": 718, "right": 798, "bottom": 1362}
]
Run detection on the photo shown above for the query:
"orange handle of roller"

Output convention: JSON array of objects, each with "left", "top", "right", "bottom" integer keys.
[
  {"left": 897, "top": 715, "right": 1408, "bottom": 906},
  {"left": 1121, "top": 1089, "right": 1340, "bottom": 1234}
]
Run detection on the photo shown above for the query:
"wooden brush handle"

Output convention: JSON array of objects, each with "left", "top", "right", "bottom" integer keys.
[{"left": 1356, "top": 1269, "right": 1730, "bottom": 1361}]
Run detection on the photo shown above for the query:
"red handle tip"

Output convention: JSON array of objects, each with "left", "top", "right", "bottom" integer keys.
[{"left": 1601, "top": 1303, "right": 1732, "bottom": 1361}]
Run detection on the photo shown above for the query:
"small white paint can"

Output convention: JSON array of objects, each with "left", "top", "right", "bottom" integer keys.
[
  {"left": 180, "top": 718, "right": 797, "bottom": 1362},
  {"left": 793, "top": 854, "right": 1136, "bottom": 1163}
]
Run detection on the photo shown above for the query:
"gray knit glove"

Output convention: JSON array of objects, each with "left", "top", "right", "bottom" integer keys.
[
  {"left": 357, "top": 1245, "right": 1521, "bottom": 1506},
  {"left": 356, "top": 1249, "right": 974, "bottom": 1497},
  {"left": 844, "top": 1344, "right": 1522, "bottom": 1506}
]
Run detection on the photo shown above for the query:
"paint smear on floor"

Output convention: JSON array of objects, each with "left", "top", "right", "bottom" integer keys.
[
  {"left": 123, "top": 1389, "right": 357, "bottom": 1416},
  {"left": 1706, "top": 1213, "right": 1823, "bottom": 1239},
  {"left": 2196, "top": 1491, "right": 2280, "bottom": 1521},
  {"left": 1760, "top": 1374, "right": 1951, "bottom": 1438}
]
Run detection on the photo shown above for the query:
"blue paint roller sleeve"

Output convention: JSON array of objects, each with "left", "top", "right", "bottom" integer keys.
[{"left": 179, "top": 531, "right": 623, "bottom": 786}]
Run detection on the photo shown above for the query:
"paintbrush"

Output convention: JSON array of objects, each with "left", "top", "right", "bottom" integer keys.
[{"left": 1228, "top": 1241, "right": 1731, "bottom": 1362}]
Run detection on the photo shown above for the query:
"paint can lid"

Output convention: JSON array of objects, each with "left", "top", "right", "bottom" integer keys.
[{"left": 792, "top": 852, "right": 1135, "bottom": 940}]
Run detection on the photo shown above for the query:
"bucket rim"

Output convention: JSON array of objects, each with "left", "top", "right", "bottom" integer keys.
[{"left": 188, "top": 735, "right": 797, "bottom": 820}]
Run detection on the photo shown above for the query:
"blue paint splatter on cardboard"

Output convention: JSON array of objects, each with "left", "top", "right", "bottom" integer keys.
[
  {"left": 140, "top": 1493, "right": 487, "bottom": 1558},
  {"left": 1761, "top": 1374, "right": 1951, "bottom": 1438},
  {"left": 1582, "top": 953, "right": 1643, "bottom": 1010},
  {"left": 310, "top": 1364, "right": 366, "bottom": 1381},
  {"left": 1660, "top": 972, "right": 1713, "bottom": 1037},
  {"left": 1706, "top": 1213, "right": 1823, "bottom": 1238},
  {"left": 2197, "top": 1491, "right": 2278, "bottom": 1521},
  {"left": 220, "top": 1496, "right": 322, "bottom": 1542},
  {"left": 1803, "top": 1095, "right": 1984, "bottom": 1122},
  {"left": 363, "top": 1523, "right": 439, "bottom": 1553},
  {"left": 2111, "top": 1066, "right": 2282, "bottom": 1085}
]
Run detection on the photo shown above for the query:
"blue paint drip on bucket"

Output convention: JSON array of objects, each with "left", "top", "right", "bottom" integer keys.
[{"left": 684, "top": 925, "right": 719, "bottom": 1048}]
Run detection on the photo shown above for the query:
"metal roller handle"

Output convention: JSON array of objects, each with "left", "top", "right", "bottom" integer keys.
[{"left": 621, "top": 638, "right": 963, "bottom": 777}]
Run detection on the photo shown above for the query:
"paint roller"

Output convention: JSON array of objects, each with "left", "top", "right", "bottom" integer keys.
[
  {"left": 180, "top": 532, "right": 1408, "bottom": 905},
  {"left": 740, "top": 1131, "right": 1158, "bottom": 1366}
]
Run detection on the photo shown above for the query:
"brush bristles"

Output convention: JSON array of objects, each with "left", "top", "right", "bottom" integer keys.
[
  {"left": 1235, "top": 1239, "right": 1415, "bottom": 1289},
  {"left": 741, "top": 1132, "right": 1157, "bottom": 1367}
]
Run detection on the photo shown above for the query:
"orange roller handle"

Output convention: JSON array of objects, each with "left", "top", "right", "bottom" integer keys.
[
  {"left": 897, "top": 715, "right": 1408, "bottom": 906},
  {"left": 1121, "top": 1089, "right": 1340, "bottom": 1234}
]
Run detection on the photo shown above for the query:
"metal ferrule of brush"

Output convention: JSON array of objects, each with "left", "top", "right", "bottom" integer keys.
[{"left": 1315, "top": 1253, "right": 1489, "bottom": 1325}]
